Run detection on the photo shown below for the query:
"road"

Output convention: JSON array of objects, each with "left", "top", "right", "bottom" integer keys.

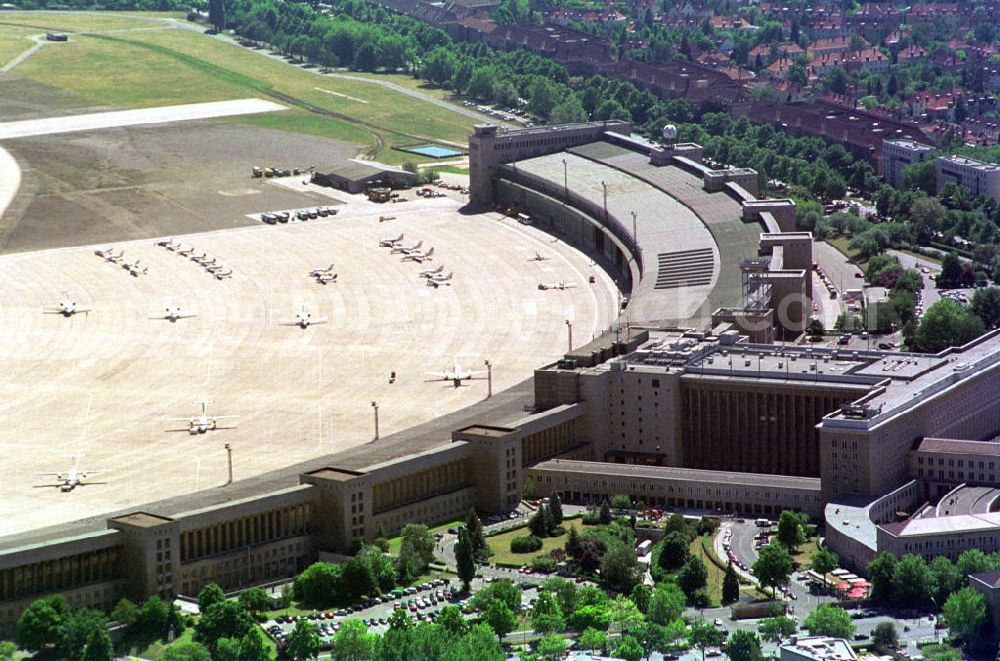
[{"left": 888, "top": 250, "right": 941, "bottom": 314}]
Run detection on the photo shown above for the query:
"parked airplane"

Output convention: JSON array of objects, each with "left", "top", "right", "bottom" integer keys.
[
  {"left": 155, "top": 238, "right": 179, "bottom": 250},
  {"left": 123, "top": 259, "right": 148, "bottom": 277},
  {"left": 178, "top": 245, "right": 196, "bottom": 256},
  {"left": 538, "top": 281, "right": 577, "bottom": 290},
  {"left": 309, "top": 262, "right": 335, "bottom": 276},
  {"left": 168, "top": 400, "right": 238, "bottom": 434},
  {"left": 192, "top": 253, "right": 215, "bottom": 265},
  {"left": 419, "top": 265, "right": 444, "bottom": 278},
  {"left": 379, "top": 233, "right": 404, "bottom": 248},
  {"left": 279, "top": 306, "right": 328, "bottom": 328},
  {"left": 212, "top": 267, "right": 233, "bottom": 280},
  {"left": 529, "top": 252, "right": 550, "bottom": 261},
  {"left": 427, "top": 360, "right": 487, "bottom": 387},
  {"left": 204, "top": 263, "right": 226, "bottom": 273},
  {"left": 426, "top": 272, "right": 453, "bottom": 288},
  {"left": 314, "top": 272, "right": 338, "bottom": 285},
  {"left": 150, "top": 303, "right": 198, "bottom": 322},
  {"left": 401, "top": 246, "right": 434, "bottom": 263},
  {"left": 35, "top": 458, "right": 104, "bottom": 492},
  {"left": 95, "top": 247, "right": 123, "bottom": 262},
  {"left": 391, "top": 240, "right": 422, "bottom": 255},
  {"left": 44, "top": 294, "right": 91, "bottom": 317}
]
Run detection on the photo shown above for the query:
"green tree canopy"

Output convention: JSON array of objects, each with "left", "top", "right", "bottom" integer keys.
[
  {"left": 942, "top": 587, "right": 988, "bottom": 643},
  {"left": 752, "top": 543, "right": 793, "bottom": 597},
  {"left": 197, "top": 583, "right": 226, "bottom": 614},
  {"left": 16, "top": 595, "right": 69, "bottom": 652},
  {"left": 914, "top": 299, "right": 985, "bottom": 352},
  {"left": 286, "top": 620, "right": 322, "bottom": 661},
  {"left": 804, "top": 605, "right": 854, "bottom": 639},
  {"left": 726, "top": 629, "right": 763, "bottom": 661},
  {"left": 759, "top": 616, "right": 798, "bottom": 643}
]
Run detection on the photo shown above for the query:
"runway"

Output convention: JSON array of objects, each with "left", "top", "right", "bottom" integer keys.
[
  {"left": 0, "top": 204, "right": 619, "bottom": 537},
  {"left": 0, "top": 98, "right": 286, "bottom": 140}
]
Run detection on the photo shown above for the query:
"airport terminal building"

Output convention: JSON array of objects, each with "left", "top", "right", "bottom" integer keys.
[{"left": 3, "top": 122, "right": 1000, "bottom": 633}]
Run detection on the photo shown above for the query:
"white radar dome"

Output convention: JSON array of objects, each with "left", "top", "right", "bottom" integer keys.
[{"left": 662, "top": 124, "right": 678, "bottom": 141}]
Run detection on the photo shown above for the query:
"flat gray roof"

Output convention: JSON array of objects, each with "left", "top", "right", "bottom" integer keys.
[{"left": 531, "top": 458, "right": 821, "bottom": 490}]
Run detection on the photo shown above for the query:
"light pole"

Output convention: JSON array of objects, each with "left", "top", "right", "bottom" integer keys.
[
  {"left": 601, "top": 180, "right": 608, "bottom": 223},
  {"left": 484, "top": 359, "right": 492, "bottom": 398},
  {"left": 565, "top": 319, "right": 573, "bottom": 353},
  {"left": 631, "top": 210, "right": 638, "bottom": 244},
  {"left": 371, "top": 401, "right": 379, "bottom": 440},
  {"left": 562, "top": 158, "right": 568, "bottom": 202},
  {"left": 224, "top": 443, "right": 233, "bottom": 486}
]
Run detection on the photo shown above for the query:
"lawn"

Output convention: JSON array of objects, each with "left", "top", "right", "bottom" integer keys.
[
  {"left": 487, "top": 518, "right": 586, "bottom": 566},
  {"left": 825, "top": 235, "right": 868, "bottom": 270},
  {"left": 0, "top": 11, "right": 172, "bottom": 33},
  {"left": 0, "top": 23, "right": 35, "bottom": 67},
  {"left": 790, "top": 537, "right": 819, "bottom": 569},
  {"left": 5, "top": 14, "right": 478, "bottom": 163}
]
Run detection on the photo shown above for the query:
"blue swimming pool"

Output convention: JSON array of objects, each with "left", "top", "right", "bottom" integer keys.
[{"left": 399, "top": 144, "right": 465, "bottom": 158}]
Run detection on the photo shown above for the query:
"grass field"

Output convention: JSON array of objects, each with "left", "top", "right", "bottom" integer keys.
[
  {"left": 386, "top": 520, "right": 465, "bottom": 555},
  {"left": 0, "top": 23, "right": 35, "bottom": 67},
  {"left": 826, "top": 235, "right": 868, "bottom": 270},
  {"left": 2, "top": 12, "right": 478, "bottom": 163},
  {"left": 488, "top": 519, "right": 586, "bottom": 566},
  {"left": 0, "top": 11, "right": 172, "bottom": 32}
]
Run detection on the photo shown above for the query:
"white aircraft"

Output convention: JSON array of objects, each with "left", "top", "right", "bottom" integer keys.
[
  {"left": 401, "top": 246, "right": 434, "bottom": 263},
  {"left": 212, "top": 267, "right": 233, "bottom": 280},
  {"left": 95, "top": 247, "right": 123, "bottom": 262},
  {"left": 204, "top": 263, "right": 226, "bottom": 273},
  {"left": 538, "top": 281, "right": 577, "bottom": 290},
  {"left": 379, "top": 233, "right": 404, "bottom": 248},
  {"left": 35, "top": 459, "right": 104, "bottom": 492},
  {"left": 168, "top": 401, "right": 238, "bottom": 434},
  {"left": 155, "top": 238, "right": 179, "bottom": 250},
  {"left": 279, "top": 306, "right": 328, "bottom": 328},
  {"left": 192, "top": 253, "right": 215, "bottom": 265},
  {"left": 314, "top": 272, "right": 338, "bottom": 285},
  {"left": 427, "top": 360, "right": 487, "bottom": 388},
  {"left": 178, "top": 245, "right": 196, "bottom": 257},
  {"left": 529, "top": 252, "right": 550, "bottom": 262},
  {"left": 426, "top": 272, "right": 453, "bottom": 288},
  {"left": 44, "top": 294, "right": 92, "bottom": 317},
  {"left": 391, "top": 240, "right": 422, "bottom": 255},
  {"left": 309, "top": 262, "right": 335, "bottom": 276},
  {"left": 150, "top": 303, "right": 198, "bottom": 322},
  {"left": 419, "top": 264, "right": 444, "bottom": 278},
  {"left": 122, "top": 259, "right": 148, "bottom": 277}
]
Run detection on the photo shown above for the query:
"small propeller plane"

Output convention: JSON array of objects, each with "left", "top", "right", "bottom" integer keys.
[
  {"left": 427, "top": 359, "right": 487, "bottom": 388},
  {"left": 167, "top": 401, "right": 238, "bottom": 434},
  {"left": 279, "top": 306, "right": 328, "bottom": 329},
  {"left": 35, "top": 458, "right": 105, "bottom": 492},
  {"left": 44, "top": 293, "right": 92, "bottom": 317}
]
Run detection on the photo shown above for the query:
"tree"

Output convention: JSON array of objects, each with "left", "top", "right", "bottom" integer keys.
[
  {"left": 578, "top": 627, "right": 607, "bottom": 652},
  {"left": 437, "top": 605, "right": 467, "bottom": 636},
  {"left": 62, "top": 608, "right": 108, "bottom": 660},
  {"left": 689, "top": 621, "right": 726, "bottom": 661},
  {"left": 0, "top": 642, "right": 15, "bottom": 661},
  {"left": 110, "top": 598, "right": 140, "bottom": 627},
  {"left": 602, "top": 543, "right": 641, "bottom": 592},
  {"left": 928, "top": 556, "right": 963, "bottom": 605},
  {"left": 549, "top": 493, "right": 564, "bottom": 525},
  {"left": 455, "top": 527, "right": 476, "bottom": 591},
  {"left": 892, "top": 554, "right": 933, "bottom": 608},
  {"left": 401, "top": 524, "right": 435, "bottom": 566},
  {"left": 565, "top": 526, "right": 582, "bottom": 558},
  {"left": 971, "top": 287, "right": 1000, "bottom": 329},
  {"left": 726, "top": 630, "right": 763, "bottom": 661},
  {"left": 658, "top": 531, "right": 691, "bottom": 572},
  {"left": 630, "top": 583, "right": 652, "bottom": 614},
  {"left": 466, "top": 509, "right": 488, "bottom": 558},
  {"left": 537, "top": 633, "right": 567, "bottom": 659},
  {"left": 872, "top": 621, "right": 898, "bottom": 652},
  {"left": 677, "top": 556, "right": 709, "bottom": 597},
  {"left": 473, "top": 580, "right": 522, "bottom": 613},
  {"left": 942, "top": 587, "right": 988, "bottom": 643},
  {"left": 237, "top": 628, "right": 271, "bottom": 660},
  {"left": 161, "top": 642, "right": 212, "bottom": 661},
  {"left": 867, "top": 552, "right": 897, "bottom": 605},
  {"left": 810, "top": 547, "right": 838, "bottom": 587},
  {"left": 614, "top": 634, "right": 645, "bottom": 661},
  {"left": 286, "top": 620, "right": 322, "bottom": 660},
  {"left": 722, "top": 563, "right": 740, "bottom": 605},
  {"left": 194, "top": 601, "right": 255, "bottom": 651},
  {"left": 776, "top": 511, "right": 806, "bottom": 552},
  {"left": 531, "top": 592, "right": 565, "bottom": 634},
  {"left": 599, "top": 500, "right": 612, "bottom": 525},
  {"left": 238, "top": 588, "right": 269, "bottom": 619},
  {"left": 294, "top": 562, "right": 341, "bottom": 607},
  {"left": 570, "top": 604, "right": 611, "bottom": 631},
  {"left": 609, "top": 595, "right": 645, "bottom": 635},
  {"left": 752, "top": 543, "right": 793, "bottom": 598},
  {"left": 664, "top": 513, "right": 691, "bottom": 540},
  {"left": 80, "top": 627, "right": 114, "bottom": 661},
  {"left": 529, "top": 505, "right": 552, "bottom": 537},
  {"left": 648, "top": 583, "right": 686, "bottom": 625},
  {"left": 208, "top": 0, "right": 226, "bottom": 31},
  {"left": 804, "top": 605, "right": 854, "bottom": 639},
  {"left": 331, "top": 619, "right": 375, "bottom": 661},
  {"left": 16, "top": 596, "right": 69, "bottom": 652},
  {"left": 759, "top": 616, "right": 798, "bottom": 643},
  {"left": 481, "top": 598, "right": 517, "bottom": 640},
  {"left": 198, "top": 583, "right": 226, "bottom": 614},
  {"left": 215, "top": 637, "right": 240, "bottom": 661},
  {"left": 939, "top": 253, "right": 964, "bottom": 288}
]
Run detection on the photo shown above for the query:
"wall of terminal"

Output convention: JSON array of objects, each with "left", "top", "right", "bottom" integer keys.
[{"left": 526, "top": 461, "right": 823, "bottom": 517}]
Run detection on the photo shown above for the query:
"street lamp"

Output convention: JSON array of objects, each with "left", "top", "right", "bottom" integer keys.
[
  {"left": 601, "top": 180, "right": 608, "bottom": 223},
  {"left": 562, "top": 158, "right": 568, "bottom": 202},
  {"left": 224, "top": 443, "right": 233, "bottom": 486},
  {"left": 484, "top": 359, "right": 492, "bottom": 399},
  {"left": 565, "top": 319, "right": 573, "bottom": 353},
  {"left": 371, "top": 401, "right": 379, "bottom": 440},
  {"left": 631, "top": 210, "right": 638, "bottom": 243}
]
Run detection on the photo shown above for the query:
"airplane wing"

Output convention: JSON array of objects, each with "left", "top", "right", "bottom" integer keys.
[
  {"left": 75, "top": 306, "right": 93, "bottom": 312},
  {"left": 278, "top": 320, "right": 301, "bottom": 326},
  {"left": 34, "top": 472, "right": 65, "bottom": 477},
  {"left": 166, "top": 417, "right": 195, "bottom": 422},
  {"left": 426, "top": 371, "right": 450, "bottom": 379},
  {"left": 177, "top": 311, "right": 198, "bottom": 318},
  {"left": 212, "top": 415, "right": 239, "bottom": 420},
  {"left": 312, "top": 317, "right": 329, "bottom": 324}
]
